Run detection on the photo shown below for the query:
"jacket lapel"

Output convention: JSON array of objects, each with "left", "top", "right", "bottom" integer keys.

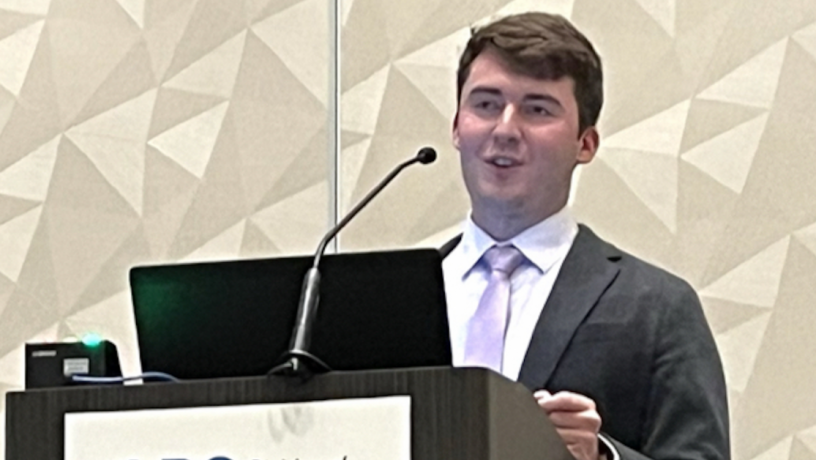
[
  {"left": 439, "top": 235, "right": 462, "bottom": 259},
  {"left": 517, "top": 225, "right": 621, "bottom": 390}
]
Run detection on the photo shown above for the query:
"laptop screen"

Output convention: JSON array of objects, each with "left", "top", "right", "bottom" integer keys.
[{"left": 129, "top": 249, "right": 452, "bottom": 380}]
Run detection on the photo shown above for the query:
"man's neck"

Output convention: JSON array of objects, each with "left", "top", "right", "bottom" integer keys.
[{"left": 471, "top": 203, "right": 565, "bottom": 242}]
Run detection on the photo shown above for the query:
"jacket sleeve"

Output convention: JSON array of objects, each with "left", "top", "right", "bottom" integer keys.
[{"left": 606, "top": 277, "right": 730, "bottom": 460}]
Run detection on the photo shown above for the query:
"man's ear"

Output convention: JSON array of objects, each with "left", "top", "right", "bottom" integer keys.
[
  {"left": 452, "top": 111, "right": 461, "bottom": 150},
  {"left": 577, "top": 126, "right": 599, "bottom": 165}
]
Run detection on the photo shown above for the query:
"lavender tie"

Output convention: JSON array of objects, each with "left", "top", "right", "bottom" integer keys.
[{"left": 463, "top": 245, "right": 524, "bottom": 373}]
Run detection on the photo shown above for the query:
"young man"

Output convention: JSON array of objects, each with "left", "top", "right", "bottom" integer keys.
[{"left": 442, "top": 13, "right": 729, "bottom": 460}]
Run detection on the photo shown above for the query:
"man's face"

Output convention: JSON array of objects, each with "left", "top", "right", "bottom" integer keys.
[{"left": 453, "top": 49, "right": 598, "bottom": 224}]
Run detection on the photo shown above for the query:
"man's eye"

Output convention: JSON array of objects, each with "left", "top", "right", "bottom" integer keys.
[
  {"left": 474, "top": 100, "right": 499, "bottom": 110},
  {"left": 526, "top": 105, "right": 550, "bottom": 116}
]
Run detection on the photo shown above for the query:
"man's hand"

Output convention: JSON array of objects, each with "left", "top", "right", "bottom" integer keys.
[{"left": 534, "top": 390, "right": 602, "bottom": 460}]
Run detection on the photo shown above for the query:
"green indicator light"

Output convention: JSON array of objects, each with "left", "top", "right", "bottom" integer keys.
[{"left": 82, "top": 333, "right": 103, "bottom": 347}]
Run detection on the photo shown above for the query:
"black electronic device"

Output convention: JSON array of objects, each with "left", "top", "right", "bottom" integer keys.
[
  {"left": 25, "top": 340, "right": 122, "bottom": 389},
  {"left": 129, "top": 248, "right": 452, "bottom": 380}
]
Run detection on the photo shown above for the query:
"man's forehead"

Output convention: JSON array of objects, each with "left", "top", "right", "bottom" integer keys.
[
  {"left": 463, "top": 71, "right": 575, "bottom": 104},
  {"left": 463, "top": 49, "right": 576, "bottom": 90}
]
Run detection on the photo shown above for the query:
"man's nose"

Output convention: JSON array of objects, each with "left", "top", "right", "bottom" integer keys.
[{"left": 493, "top": 105, "right": 521, "bottom": 143}]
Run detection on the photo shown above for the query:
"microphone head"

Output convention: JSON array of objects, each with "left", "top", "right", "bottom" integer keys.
[{"left": 416, "top": 147, "right": 437, "bottom": 164}]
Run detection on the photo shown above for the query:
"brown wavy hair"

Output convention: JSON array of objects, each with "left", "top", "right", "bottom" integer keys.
[{"left": 456, "top": 13, "right": 603, "bottom": 133}]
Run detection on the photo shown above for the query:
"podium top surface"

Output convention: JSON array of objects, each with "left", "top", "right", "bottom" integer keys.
[{"left": 6, "top": 367, "right": 573, "bottom": 460}]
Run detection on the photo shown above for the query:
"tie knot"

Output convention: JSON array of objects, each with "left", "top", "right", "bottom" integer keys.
[{"left": 483, "top": 245, "right": 524, "bottom": 275}]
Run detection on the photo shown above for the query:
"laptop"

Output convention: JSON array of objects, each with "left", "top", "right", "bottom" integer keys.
[{"left": 129, "top": 249, "right": 452, "bottom": 380}]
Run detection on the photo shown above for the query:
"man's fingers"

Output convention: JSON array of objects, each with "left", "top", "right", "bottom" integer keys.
[
  {"left": 547, "top": 409, "right": 602, "bottom": 431},
  {"left": 533, "top": 391, "right": 602, "bottom": 460},
  {"left": 553, "top": 427, "right": 599, "bottom": 444},
  {"left": 533, "top": 390, "right": 552, "bottom": 402},
  {"left": 538, "top": 391, "right": 596, "bottom": 413}
]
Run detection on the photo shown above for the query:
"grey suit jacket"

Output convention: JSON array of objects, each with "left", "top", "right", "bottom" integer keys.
[{"left": 440, "top": 225, "right": 729, "bottom": 460}]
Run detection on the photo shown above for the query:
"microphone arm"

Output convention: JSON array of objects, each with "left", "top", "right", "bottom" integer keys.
[{"left": 271, "top": 147, "right": 437, "bottom": 377}]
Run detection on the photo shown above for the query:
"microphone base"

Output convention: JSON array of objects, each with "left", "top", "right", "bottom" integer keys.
[{"left": 268, "top": 350, "right": 331, "bottom": 378}]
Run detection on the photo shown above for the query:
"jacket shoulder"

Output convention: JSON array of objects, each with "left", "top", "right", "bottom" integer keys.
[{"left": 578, "top": 224, "right": 695, "bottom": 295}]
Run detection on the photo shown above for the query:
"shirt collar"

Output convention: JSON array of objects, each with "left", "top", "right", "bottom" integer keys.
[{"left": 457, "top": 206, "right": 578, "bottom": 278}]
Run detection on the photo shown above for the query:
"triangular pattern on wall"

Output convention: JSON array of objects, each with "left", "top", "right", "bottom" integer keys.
[
  {"left": 697, "top": 39, "right": 788, "bottom": 109},
  {"left": 0, "top": 4, "right": 815, "bottom": 460}
]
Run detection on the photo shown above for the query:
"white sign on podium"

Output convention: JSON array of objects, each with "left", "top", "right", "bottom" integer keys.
[{"left": 65, "top": 396, "right": 411, "bottom": 460}]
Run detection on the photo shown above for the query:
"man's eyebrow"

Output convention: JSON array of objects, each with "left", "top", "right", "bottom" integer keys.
[
  {"left": 467, "top": 86, "right": 502, "bottom": 97},
  {"left": 466, "top": 87, "right": 564, "bottom": 107}
]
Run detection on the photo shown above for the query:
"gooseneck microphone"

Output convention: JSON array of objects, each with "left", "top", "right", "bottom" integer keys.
[{"left": 270, "top": 147, "right": 437, "bottom": 377}]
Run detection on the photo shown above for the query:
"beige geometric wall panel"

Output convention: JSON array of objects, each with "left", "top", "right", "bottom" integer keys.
[
  {"left": 0, "top": 1, "right": 330, "bottom": 457},
  {"left": 1, "top": 0, "right": 815, "bottom": 459},
  {"left": 340, "top": 1, "right": 816, "bottom": 460}
]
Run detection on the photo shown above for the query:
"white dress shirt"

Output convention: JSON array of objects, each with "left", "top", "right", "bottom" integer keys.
[{"left": 442, "top": 206, "right": 578, "bottom": 381}]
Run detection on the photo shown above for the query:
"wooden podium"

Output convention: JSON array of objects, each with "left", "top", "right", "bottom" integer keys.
[{"left": 6, "top": 367, "right": 574, "bottom": 460}]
